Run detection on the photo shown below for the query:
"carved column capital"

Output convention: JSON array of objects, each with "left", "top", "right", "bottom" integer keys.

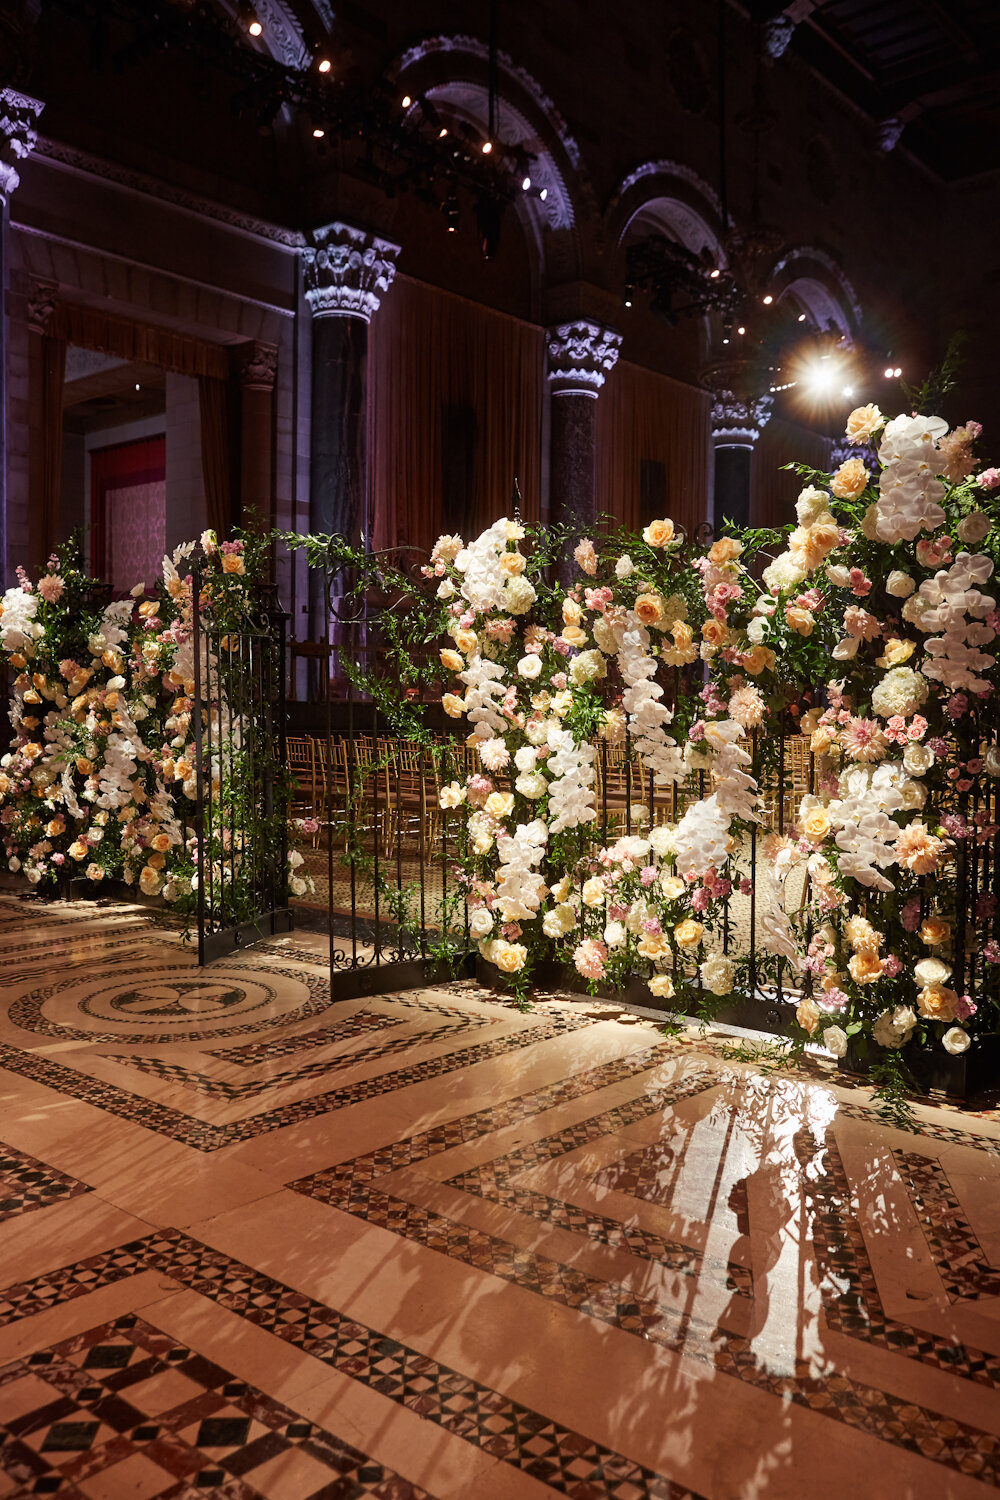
[
  {"left": 301, "top": 221, "right": 400, "bottom": 323},
  {"left": 711, "top": 390, "right": 773, "bottom": 448},
  {"left": 238, "top": 340, "right": 278, "bottom": 391},
  {"left": 545, "top": 319, "right": 622, "bottom": 397},
  {"left": 0, "top": 88, "right": 43, "bottom": 205},
  {"left": 26, "top": 276, "right": 58, "bottom": 335}
]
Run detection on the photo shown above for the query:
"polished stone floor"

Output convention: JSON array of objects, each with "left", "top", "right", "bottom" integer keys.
[{"left": 1, "top": 896, "right": 999, "bottom": 1499}]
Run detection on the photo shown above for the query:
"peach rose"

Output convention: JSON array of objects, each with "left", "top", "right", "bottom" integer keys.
[
  {"left": 560, "top": 625, "right": 587, "bottom": 648},
  {"left": 742, "top": 646, "right": 776, "bottom": 676},
  {"left": 785, "top": 606, "right": 815, "bottom": 637},
  {"left": 708, "top": 536, "right": 743, "bottom": 565},
  {"left": 796, "top": 997, "right": 821, "bottom": 1036},
  {"left": 222, "top": 554, "right": 246, "bottom": 575},
  {"left": 643, "top": 518, "right": 675, "bottom": 547},
  {"left": 848, "top": 951, "right": 885, "bottom": 985},
  {"left": 496, "top": 943, "right": 527, "bottom": 973},
  {"left": 442, "top": 694, "right": 465, "bottom": 717},
  {"left": 68, "top": 840, "right": 88, "bottom": 861},
  {"left": 809, "top": 520, "right": 841, "bottom": 554},
  {"left": 638, "top": 932, "right": 670, "bottom": 959},
  {"left": 810, "top": 726, "right": 836, "bottom": 755},
  {"left": 673, "top": 918, "right": 704, "bottom": 948},
  {"left": 440, "top": 648, "right": 465, "bottom": 673},
  {"left": 702, "top": 618, "right": 729, "bottom": 648},
  {"left": 562, "top": 597, "right": 583, "bottom": 626},
  {"left": 635, "top": 593, "right": 665, "bottom": 627},
  {"left": 830, "top": 457, "right": 870, "bottom": 500},
  {"left": 802, "top": 806, "right": 831, "bottom": 841},
  {"left": 150, "top": 833, "right": 172, "bottom": 853},
  {"left": 916, "top": 984, "right": 958, "bottom": 1022},
  {"left": 660, "top": 876, "right": 686, "bottom": 899},
  {"left": 920, "top": 917, "right": 951, "bottom": 946},
  {"left": 484, "top": 792, "right": 515, "bottom": 820},
  {"left": 845, "top": 403, "right": 883, "bottom": 445},
  {"left": 454, "top": 630, "right": 478, "bottom": 654},
  {"left": 500, "top": 551, "right": 526, "bottom": 575}
]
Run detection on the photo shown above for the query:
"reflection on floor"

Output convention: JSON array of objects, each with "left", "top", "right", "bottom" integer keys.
[{"left": 0, "top": 895, "right": 999, "bottom": 1499}]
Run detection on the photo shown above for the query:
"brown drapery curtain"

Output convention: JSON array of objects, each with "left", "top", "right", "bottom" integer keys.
[
  {"left": 40, "top": 334, "right": 67, "bottom": 560},
  {"left": 751, "top": 417, "right": 832, "bottom": 527},
  {"left": 198, "top": 376, "right": 234, "bottom": 539},
  {"left": 369, "top": 275, "right": 544, "bottom": 551},
  {"left": 49, "top": 303, "right": 229, "bottom": 381},
  {"left": 595, "top": 361, "right": 711, "bottom": 537}
]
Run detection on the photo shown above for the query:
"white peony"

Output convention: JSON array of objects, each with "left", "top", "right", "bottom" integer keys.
[
  {"left": 604, "top": 920, "right": 627, "bottom": 949},
  {"left": 870, "top": 667, "right": 928, "bottom": 719},
  {"left": 885, "top": 570, "right": 915, "bottom": 597},
  {"left": 542, "top": 902, "right": 577, "bottom": 938},
  {"left": 569, "top": 649, "right": 607, "bottom": 687},
  {"left": 504, "top": 575, "right": 536, "bottom": 615},
  {"left": 514, "top": 746, "right": 538, "bottom": 772},
  {"left": 822, "top": 1026, "right": 848, "bottom": 1058},
  {"left": 942, "top": 1027, "right": 970, "bottom": 1055},
  {"left": 700, "top": 951, "right": 735, "bottom": 996},
  {"left": 515, "top": 770, "right": 548, "bottom": 800},
  {"left": 872, "top": 1005, "right": 917, "bottom": 1049},
  {"left": 796, "top": 486, "right": 833, "bottom": 526}
]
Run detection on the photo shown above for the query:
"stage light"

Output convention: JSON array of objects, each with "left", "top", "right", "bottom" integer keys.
[
  {"left": 884, "top": 366, "right": 894, "bottom": 378},
  {"left": 762, "top": 294, "right": 773, "bottom": 305},
  {"left": 805, "top": 362, "right": 835, "bottom": 394},
  {"left": 522, "top": 176, "right": 531, "bottom": 191},
  {"left": 709, "top": 268, "right": 721, "bottom": 279},
  {"left": 539, "top": 188, "right": 547, "bottom": 200},
  {"left": 135, "top": 383, "right": 140, "bottom": 391},
  {"left": 313, "top": 126, "right": 325, "bottom": 138},
  {"left": 737, "top": 325, "right": 746, "bottom": 335},
  {"left": 443, "top": 195, "right": 460, "bottom": 234},
  {"left": 317, "top": 58, "right": 331, "bottom": 73},
  {"left": 438, "top": 127, "right": 448, "bottom": 138},
  {"left": 401, "top": 94, "right": 412, "bottom": 108},
  {"left": 894, "top": 366, "right": 902, "bottom": 377},
  {"left": 797, "top": 312, "right": 806, "bottom": 322},
  {"left": 842, "top": 385, "right": 854, "bottom": 397},
  {"left": 482, "top": 140, "right": 492, "bottom": 154}
]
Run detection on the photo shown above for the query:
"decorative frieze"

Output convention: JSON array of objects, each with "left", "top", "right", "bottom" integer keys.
[
  {"left": 0, "top": 89, "right": 43, "bottom": 205},
  {"left": 301, "top": 222, "right": 400, "bottom": 323},
  {"left": 710, "top": 390, "right": 774, "bottom": 448},
  {"left": 545, "top": 320, "right": 622, "bottom": 397}
]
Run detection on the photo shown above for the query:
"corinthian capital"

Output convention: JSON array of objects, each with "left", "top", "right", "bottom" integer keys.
[
  {"left": 711, "top": 391, "right": 773, "bottom": 448},
  {"left": 546, "top": 320, "right": 622, "bottom": 397},
  {"left": 301, "top": 221, "right": 400, "bottom": 323},
  {"left": 0, "top": 88, "right": 43, "bottom": 205}
]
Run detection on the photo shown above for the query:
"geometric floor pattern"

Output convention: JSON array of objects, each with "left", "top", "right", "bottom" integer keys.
[{"left": 1, "top": 894, "right": 1000, "bottom": 1499}]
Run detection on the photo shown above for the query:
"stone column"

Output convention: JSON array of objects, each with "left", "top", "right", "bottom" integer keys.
[
  {"left": 0, "top": 89, "right": 43, "bottom": 582},
  {"left": 300, "top": 221, "right": 399, "bottom": 642},
  {"left": 238, "top": 340, "right": 277, "bottom": 532},
  {"left": 710, "top": 391, "right": 773, "bottom": 534},
  {"left": 25, "top": 276, "right": 57, "bottom": 571},
  {"left": 545, "top": 320, "right": 621, "bottom": 556}
]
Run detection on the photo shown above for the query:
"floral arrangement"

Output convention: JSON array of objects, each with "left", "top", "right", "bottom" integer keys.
[
  {"left": 424, "top": 516, "right": 793, "bottom": 1007},
  {"left": 691, "top": 403, "right": 999, "bottom": 1100},
  {"left": 0, "top": 533, "right": 304, "bottom": 914}
]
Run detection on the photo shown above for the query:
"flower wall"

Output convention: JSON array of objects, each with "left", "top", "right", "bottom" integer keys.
[{"left": 0, "top": 533, "right": 301, "bottom": 912}]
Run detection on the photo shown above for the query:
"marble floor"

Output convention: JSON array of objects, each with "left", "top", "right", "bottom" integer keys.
[{"left": 1, "top": 897, "right": 999, "bottom": 1499}]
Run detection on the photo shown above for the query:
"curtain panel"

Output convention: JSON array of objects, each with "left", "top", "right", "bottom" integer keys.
[
  {"left": 368, "top": 276, "right": 545, "bottom": 553},
  {"left": 595, "top": 361, "right": 712, "bottom": 539},
  {"left": 751, "top": 417, "right": 833, "bottom": 527},
  {"left": 90, "top": 436, "right": 167, "bottom": 592}
]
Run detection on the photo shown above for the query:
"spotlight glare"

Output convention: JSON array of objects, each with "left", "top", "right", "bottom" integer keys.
[
  {"left": 401, "top": 94, "right": 412, "bottom": 108},
  {"left": 797, "top": 312, "right": 806, "bottom": 322},
  {"left": 482, "top": 140, "right": 492, "bottom": 154},
  {"left": 884, "top": 366, "right": 894, "bottom": 378},
  {"left": 438, "top": 127, "right": 448, "bottom": 138},
  {"left": 317, "top": 57, "right": 331, "bottom": 73},
  {"left": 248, "top": 17, "right": 262, "bottom": 35},
  {"left": 709, "top": 267, "right": 721, "bottom": 279},
  {"left": 624, "top": 297, "right": 632, "bottom": 307},
  {"left": 722, "top": 336, "right": 730, "bottom": 345},
  {"left": 313, "top": 126, "right": 325, "bottom": 138},
  {"left": 803, "top": 362, "right": 835, "bottom": 396},
  {"left": 894, "top": 366, "right": 902, "bottom": 377},
  {"left": 737, "top": 325, "right": 746, "bottom": 335},
  {"left": 135, "top": 383, "right": 140, "bottom": 391},
  {"left": 762, "top": 294, "right": 773, "bottom": 305},
  {"left": 522, "top": 175, "right": 531, "bottom": 191},
  {"left": 842, "top": 385, "right": 854, "bottom": 397}
]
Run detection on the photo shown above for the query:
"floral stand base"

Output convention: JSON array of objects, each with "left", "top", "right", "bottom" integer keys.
[{"left": 839, "top": 1032, "right": 1000, "bottom": 1100}]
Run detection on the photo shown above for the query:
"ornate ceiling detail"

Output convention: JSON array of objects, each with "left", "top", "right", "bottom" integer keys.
[{"left": 0, "top": 88, "right": 43, "bottom": 205}]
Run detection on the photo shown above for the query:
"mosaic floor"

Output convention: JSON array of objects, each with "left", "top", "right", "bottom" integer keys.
[{"left": 0, "top": 896, "right": 999, "bottom": 1499}]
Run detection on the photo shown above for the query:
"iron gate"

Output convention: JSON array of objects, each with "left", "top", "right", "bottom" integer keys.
[{"left": 191, "top": 560, "right": 292, "bottom": 964}]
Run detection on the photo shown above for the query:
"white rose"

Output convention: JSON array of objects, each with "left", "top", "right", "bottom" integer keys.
[
  {"left": 822, "top": 1025, "right": 848, "bottom": 1058},
  {"left": 796, "top": 486, "right": 832, "bottom": 526},
  {"left": 517, "top": 654, "right": 542, "bottom": 680},
  {"left": 899, "top": 778, "right": 927, "bottom": 810},
  {"left": 604, "top": 920, "right": 627, "bottom": 948},
  {"left": 957, "top": 512, "right": 991, "bottom": 545},
  {"left": 615, "top": 555, "right": 634, "bottom": 578},
  {"left": 942, "top": 1027, "right": 971, "bottom": 1055},
  {"left": 514, "top": 746, "right": 538, "bottom": 772},
  {"left": 469, "top": 907, "right": 494, "bottom": 939},
  {"left": 886, "top": 570, "right": 915, "bottom": 597},
  {"left": 859, "top": 504, "right": 880, "bottom": 541},
  {"left": 582, "top": 876, "right": 605, "bottom": 908},
  {"left": 437, "top": 579, "right": 457, "bottom": 599},
  {"left": 832, "top": 637, "right": 860, "bottom": 660},
  {"left": 542, "top": 902, "right": 577, "bottom": 938},
  {"left": 914, "top": 957, "right": 951, "bottom": 987},
  {"left": 902, "top": 742, "right": 934, "bottom": 776},
  {"left": 747, "top": 616, "right": 768, "bottom": 643},
  {"left": 8, "top": 857, "right": 20, "bottom": 872},
  {"left": 985, "top": 744, "right": 1000, "bottom": 777},
  {"left": 826, "top": 565, "right": 851, "bottom": 588}
]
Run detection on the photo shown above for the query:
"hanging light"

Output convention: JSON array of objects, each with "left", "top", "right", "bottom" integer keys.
[
  {"left": 762, "top": 294, "right": 773, "bottom": 305},
  {"left": 317, "top": 57, "right": 332, "bottom": 74},
  {"left": 401, "top": 94, "right": 412, "bottom": 108},
  {"left": 313, "top": 125, "right": 325, "bottom": 138},
  {"left": 443, "top": 195, "right": 460, "bottom": 233},
  {"left": 522, "top": 175, "right": 531, "bottom": 191},
  {"left": 482, "top": 139, "right": 493, "bottom": 154},
  {"left": 709, "top": 268, "right": 721, "bottom": 279},
  {"left": 539, "top": 187, "right": 547, "bottom": 201},
  {"left": 884, "top": 366, "right": 894, "bottom": 378},
  {"left": 797, "top": 312, "right": 806, "bottom": 322}
]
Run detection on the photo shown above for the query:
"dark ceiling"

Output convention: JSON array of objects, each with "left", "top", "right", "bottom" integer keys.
[{"left": 758, "top": 0, "right": 1000, "bottom": 179}]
